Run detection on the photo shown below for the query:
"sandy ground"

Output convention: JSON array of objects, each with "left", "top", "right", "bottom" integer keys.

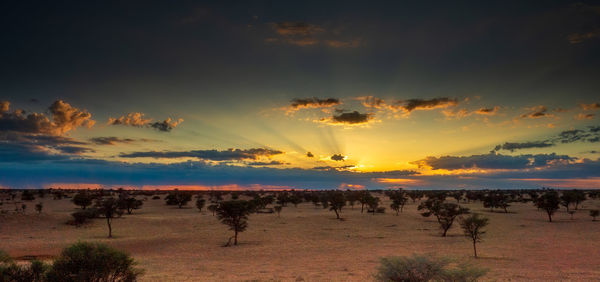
[{"left": 1, "top": 194, "right": 600, "bottom": 281}]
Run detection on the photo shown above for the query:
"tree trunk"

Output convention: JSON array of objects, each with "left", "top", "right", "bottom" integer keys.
[
  {"left": 107, "top": 217, "right": 112, "bottom": 238},
  {"left": 334, "top": 209, "right": 340, "bottom": 219},
  {"left": 361, "top": 203, "right": 364, "bottom": 213},
  {"left": 547, "top": 211, "right": 552, "bottom": 222},
  {"left": 234, "top": 229, "right": 238, "bottom": 245},
  {"left": 473, "top": 240, "right": 478, "bottom": 258}
]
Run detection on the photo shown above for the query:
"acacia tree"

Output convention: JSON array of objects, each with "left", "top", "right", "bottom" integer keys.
[
  {"left": 459, "top": 213, "right": 489, "bottom": 258},
  {"left": 590, "top": 210, "right": 599, "bottom": 221},
  {"left": 165, "top": 191, "right": 192, "bottom": 208},
  {"left": 95, "top": 198, "right": 122, "bottom": 238},
  {"left": 326, "top": 191, "right": 346, "bottom": 220},
  {"left": 274, "top": 205, "right": 282, "bottom": 217},
  {"left": 208, "top": 204, "right": 218, "bottom": 216},
  {"left": 535, "top": 191, "right": 560, "bottom": 222},
  {"left": 35, "top": 202, "right": 43, "bottom": 214},
  {"left": 195, "top": 198, "right": 206, "bottom": 212},
  {"left": 367, "top": 196, "right": 380, "bottom": 215},
  {"left": 72, "top": 192, "right": 93, "bottom": 210},
  {"left": 418, "top": 199, "right": 470, "bottom": 237},
  {"left": 216, "top": 200, "right": 254, "bottom": 246},
  {"left": 118, "top": 197, "right": 143, "bottom": 214}
]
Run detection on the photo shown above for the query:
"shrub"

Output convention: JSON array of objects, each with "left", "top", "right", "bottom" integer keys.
[
  {"left": 46, "top": 242, "right": 143, "bottom": 282},
  {"left": 152, "top": 195, "right": 161, "bottom": 200},
  {"left": 70, "top": 208, "right": 98, "bottom": 226},
  {"left": 0, "top": 251, "right": 50, "bottom": 282},
  {"left": 590, "top": 209, "right": 599, "bottom": 221},
  {"left": 374, "top": 254, "right": 487, "bottom": 282}
]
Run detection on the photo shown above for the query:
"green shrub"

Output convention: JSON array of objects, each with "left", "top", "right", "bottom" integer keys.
[
  {"left": 374, "top": 254, "right": 487, "bottom": 282},
  {"left": 69, "top": 208, "right": 98, "bottom": 226},
  {"left": 46, "top": 242, "right": 143, "bottom": 282}
]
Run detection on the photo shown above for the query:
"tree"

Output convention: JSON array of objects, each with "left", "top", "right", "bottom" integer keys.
[
  {"left": 35, "top": 202, "right": 43, "bottom": 214},
  {"left": 21, "top": 190, "right": 35, "bottom": 201},
  {"left": 216, "top": 200, "right": 254, "bottom": 246},
  {"left": 534, "top": 191, "right": 560, "bottom": 222},
  {"left": 165, "top": 191, "right": 192, "bottom": 208},
  {"left": 274, "top": 205, "right": 282, "bottom": 217},
  {"left": 118, "top": 197, "right": 143, "bottom": 214},
  {"left": 418, "top": 199, "right": 470, "bottom": 237},
  {"left": 95, "top": 198, "right": 122, "bottom": 238},
  {"left": 72, "top": 192, "right": 93, "bottom": 210},
  {"left": 459, "top": 214, "right": 489, "bottom": 258},
  {"left": 326, "top": 191, "right": 346, "bottom": 220},
  {"left": 366, "top": 195, "right": 380, "bottom": 215},
  {"left": 208, "top": 204, "right": 218, "bottom": 216},
  {"left": 46, "top": 242, "right": 143, "bottom": 282},
  {"left": 590, "top": 209, "right": 599, "bottom": 221},
  {"left": 195, "top": 198, "right": 206, "bottom": 212}
]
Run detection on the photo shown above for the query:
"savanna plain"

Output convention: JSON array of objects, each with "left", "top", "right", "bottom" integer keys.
[{"left": 2, "top": 191, "right": 600, "bottom": 281}]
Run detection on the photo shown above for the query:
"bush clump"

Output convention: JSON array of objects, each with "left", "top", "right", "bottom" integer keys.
[
  {"left": 46, "top": 242, "right": 143, "bottom": 281},
  {"left": 374, "top": 254, "right": 487, "bottom": 282}
]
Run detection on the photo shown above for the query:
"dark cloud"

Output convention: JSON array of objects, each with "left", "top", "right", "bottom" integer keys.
[
  {"left": 493, "top": 125, "right": 600, "bottom": 152},
  {"left": 272, "top": 22, "right": 325, "bottom": 36},
  {"left": 306, "top": 151, "right": 314, "bottom": 158},
  {"left": 313, "top": 165, "right": 354, "bottom": 171},
  {"left": 56, "top": 146, "right": 94, "bottom": 154},
  {"left": 493, "top": 141, "right": 555, "bottom": 152},
  {"left": 330, "top": 154, "right": 345, "bottom": 161},
  {"left": 150, "top": 118, "right": 184, "bottom": 132},
  {"left": 120, "top": 148, "right": 283, "bottom": 161},
  {"left": 400, "top": 97, "right": 458, "bottom": 112},
  {"left": 290, "top": 97, "right": 340, "bottom": 110},
  {"left": 413, "top": 153, "right": 574, "bottom": 170},
  {"left": 330, "top": 111, "right": 371, "bottom": 124},
  {"left": 247, "top": 160, "right": 288, "bottom": 166},
  {"left": 0, "top": 142, "right": 70, "bottom": 163},
  {"left": 89, "top": 137, "right": 136, "bottom": 145},
  {"left": 520, "top": 106, "right": 551, "bottom": 119}
]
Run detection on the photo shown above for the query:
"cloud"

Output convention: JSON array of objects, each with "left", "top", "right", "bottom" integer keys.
[
  {"left": 474, "top": 107, "right": 499, "bottom": 115},
  {"left": 108, "top": 112, "right": 152, "bottom": 127},
  {"left": 120, "top": 148, "right": 283, "bottom": 161},
  {"left": 520, "top": 105, "right": 552, "bottom": 119},
  {"left": 579, "top": 102, "right": 600, "bottom": 110},
  {"left": 90, "top": 137, "right": 136, "bottom": 145},
  {"left": 358, "top": 96, "right": 458, "bottom": 115},
  {"left": 401, "top": 97, "right": 458, "bottom": 112},
  {"left": 493, "top": 141, "right": 555, "bottom": 152},
  {"left": 492, "top": 125, "right": 600, "bottom": 152},
  {"left": 330, "top": 154, "right": 346, "bottom": 161},
  {"left": 246, "top": 160, "right": 288, "bottom": 166},
  {"left": 266, "top": 22, "right": 360, "bottom": 48},
  {"left": 150, "top": 118, "right": 184, "bottom": 132},
  {"left": 108, "top": 112, "right": 183, "bottom": 132},
  {"left": 329, "top": 111, "right": 372, "bottom": 125},
  {"left": 271, "top": 22, "right": 325, "bottom": 36},
  {"left": 289, "top": 97, "right": 340, "bottom": 111},
  {"left": 306, "top": 151, "right": 314, "bottom": 158},
  {"left": 48, "top": 100, "right": 95, "bottom": 135},
  {"left": 0, "top": 100, "right": 94, "bottom": 136},
  {"left": 567, "top": 29, "right": 599, "bottom": 44},
  {"left": 412, "top": 152, "right": 575, "bottom": 170},
  {"left": 575, "top": 113, "right": 595, "bottom": 120},
  {"left": 325, "top": 39, "right": 361, "bottom": 48}
]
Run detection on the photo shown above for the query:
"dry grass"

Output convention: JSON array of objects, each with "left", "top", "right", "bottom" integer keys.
[{"left": 1, "top": 195, "right": 600, "bottom": 281}]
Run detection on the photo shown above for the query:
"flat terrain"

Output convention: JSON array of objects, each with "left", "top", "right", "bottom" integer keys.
[{"left": 1, "top": 194, "right": 600, "bottom": 281}]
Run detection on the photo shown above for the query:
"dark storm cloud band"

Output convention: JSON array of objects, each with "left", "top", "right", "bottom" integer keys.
[
  {"left": 413, "top": 153, "right": 574, "bottom": 170},
  {"left": 119, "top": 148, "right": 283, "bottom": 161}
]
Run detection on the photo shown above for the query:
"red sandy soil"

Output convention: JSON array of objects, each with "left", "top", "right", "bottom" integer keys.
[{"left": 1, "top": 195, "right": 599, "bottom": 281}]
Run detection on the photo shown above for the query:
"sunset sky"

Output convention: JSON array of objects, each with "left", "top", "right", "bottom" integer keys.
[{"left": 1, "top": 1, "right": 599, "bottom": 189}]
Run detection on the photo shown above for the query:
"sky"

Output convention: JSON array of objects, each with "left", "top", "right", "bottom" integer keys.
[{"left": 1, "top": 1, "right": 599, "bottom": 190}]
